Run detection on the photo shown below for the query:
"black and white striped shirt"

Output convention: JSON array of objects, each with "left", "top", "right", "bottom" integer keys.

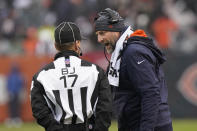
[{"left": 30, "top": 50, "right": 112, "bottom": 131}]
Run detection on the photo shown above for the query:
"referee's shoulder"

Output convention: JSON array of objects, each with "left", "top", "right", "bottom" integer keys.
[{"left": 33, "top": 61, "right": 55, "bottom": 80}]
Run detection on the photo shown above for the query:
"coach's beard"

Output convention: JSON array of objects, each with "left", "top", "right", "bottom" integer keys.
[{"left": 104, "top": 42, "right": 116, "bottom": 54}]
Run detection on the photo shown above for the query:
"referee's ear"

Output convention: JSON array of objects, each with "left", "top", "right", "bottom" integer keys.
[
  {"left": 74, "top": 40, "right": 81, "bottom": 55},
  {"left": 75, "top": 40, "right": 81, "bottom": 47},
  {"left": 54, "top": 42, "right": 59, "bottom": 51}
]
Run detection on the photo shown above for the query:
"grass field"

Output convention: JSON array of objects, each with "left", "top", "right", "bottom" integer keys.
[{"left": 0, "top": 119, "right": 197, "bottom": 131}]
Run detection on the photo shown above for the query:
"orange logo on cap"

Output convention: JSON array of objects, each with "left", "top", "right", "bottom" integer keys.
[{"left": 108, "top": 25, "right": 113, "bottom": 28}]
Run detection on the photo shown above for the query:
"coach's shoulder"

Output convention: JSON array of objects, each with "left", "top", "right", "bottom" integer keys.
[{"left": 124, "top": 43, "right": 144, "bottom": 57}]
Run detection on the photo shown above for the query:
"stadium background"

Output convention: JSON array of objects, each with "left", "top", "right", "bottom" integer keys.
[{"left": 0, "top": 0, "right": 197, "bottom": 130}]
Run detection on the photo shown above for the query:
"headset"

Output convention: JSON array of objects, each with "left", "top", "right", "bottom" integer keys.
[
  {"left": 95, "top": 8, "right": 123, "bottom": 24},
  {"left": 79, "top": 47, "right": 83, "bottom": 56}
]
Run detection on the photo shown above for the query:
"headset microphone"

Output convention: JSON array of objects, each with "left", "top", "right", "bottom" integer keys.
[{"left": 79, "top": 47, "right": 83, "bottom": 56}]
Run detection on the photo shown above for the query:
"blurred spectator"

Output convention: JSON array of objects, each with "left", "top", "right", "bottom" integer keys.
[
  {"left": 163, "top": 0, "right": 197, "bottom": 52},
  {"left": 23, "top": 27, "right": 38, "bottom": 55},
  {"left": 151, "top": 14, "right": 178, "bottom": 49},
  {"left": 164, "top": 0, "right": 197, "bottom": 28},
  {"left": 181, "top": 0, "right": 197, "bottom": 15},
  {"left": 13, "top": 0, "right": 32, "bottom": 9},
  {"left": 1, "top": 9, "right": 16, "bottom": 40},
  {"left": 0, "top": 74, "right": 8, "bottom": 105},
  {"left": 0, "top": 39, "right": 12, "bottom": 55},
  {"left": 5, "top": 63, "right": 24, "bottom": 127},
  {"left": 175, "top": 24, "right": 197, "bottom": 54},
  {"left": 35, "top": 24, "right": 56, "bottom": 56},
  {"left": 0, "top": 0, "right": 197, "bottom": 55},
  {"left": 51, "top": 0, "right": 75, "bottom": 24}
]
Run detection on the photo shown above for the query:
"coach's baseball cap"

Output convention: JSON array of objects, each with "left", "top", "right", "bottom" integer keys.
[{"left": 55, "top": 22, "right": 82, "bottom": 44}]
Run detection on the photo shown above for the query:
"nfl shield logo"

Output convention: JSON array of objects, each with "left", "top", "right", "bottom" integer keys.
[{"left": 65, "top": 59, "right": 70, "bottom": 65}]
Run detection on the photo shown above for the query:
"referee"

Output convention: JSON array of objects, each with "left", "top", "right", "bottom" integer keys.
[{"left": 30, "top": 22, "right": 112, "bottom": 131}]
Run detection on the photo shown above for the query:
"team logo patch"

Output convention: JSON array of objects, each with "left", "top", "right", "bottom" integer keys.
[
  {"left": 89, "top": 124, "right": 93, "bottom": 129},
  {"left": 108, "top": 25, "right": 113, "bottom": 28},
  {"left": 65, "top": 59, "right": 70, "bottom": 65}
]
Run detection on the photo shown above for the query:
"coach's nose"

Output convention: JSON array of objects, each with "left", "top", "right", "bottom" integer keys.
[{"left": 97, "top": 35, "right": 104, "bottom": 44}]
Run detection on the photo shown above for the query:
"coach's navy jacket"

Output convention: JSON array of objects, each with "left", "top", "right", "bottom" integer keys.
[{"left": 114, "top": 30, "right": 172, "bottom": 131}]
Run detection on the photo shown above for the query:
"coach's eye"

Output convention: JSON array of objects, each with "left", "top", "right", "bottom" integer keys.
[{"left": 99, "top": 31, "right": 105, "bottom": 35}]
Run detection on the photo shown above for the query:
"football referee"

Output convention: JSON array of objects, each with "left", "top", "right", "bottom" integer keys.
[{"left": 30, "top": 22, "right": 112, "bottom": 131}]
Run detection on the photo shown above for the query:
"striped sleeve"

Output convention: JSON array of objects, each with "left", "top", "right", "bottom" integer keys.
[{"left": 30, "top": 75, "right": 64, "bottom": 131}]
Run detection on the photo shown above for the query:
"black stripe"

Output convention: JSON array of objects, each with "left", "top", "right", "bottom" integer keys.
[
  {"left": 91, "top": 66, "right": 100, "bottom": 108},
  {"left": 72, "top": 115, "right": 77, "bottom": 124},
  {"left": 68, "top": 89, "right": 76, "bottom": 124},
  {"left": 91, "top": 86, "right": 98, "bottom": 110},
  {"left": 45, "top": 95, "right": 56, "bottom": 115},
  {"left": 53, "top": 90, "right": 66, "bottom": 123},
  {"left": 81, "top": 87, "right": 87, "bottom": 120},
  {"left": 43, "top": 62, "right": 55, "bottom": 71},
  {"left": 33, "top": 81, "right": 56, "bottom": 116},
  {"left": 81, "top": 59, "right": 92, "bottom": 67}
]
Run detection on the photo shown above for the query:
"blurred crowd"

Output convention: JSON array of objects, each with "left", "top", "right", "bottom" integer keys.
[{"left": 0, "top": 0, "right": 197, "bottom": 56}]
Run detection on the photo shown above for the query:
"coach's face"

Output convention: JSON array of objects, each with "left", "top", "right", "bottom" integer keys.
[{"left": 96, "top": 31, "right": 120, "bottom": 54}]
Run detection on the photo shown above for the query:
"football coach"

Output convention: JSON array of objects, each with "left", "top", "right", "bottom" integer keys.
[{"left": 94, "top": 8, "right": 173, "bottom": 131}]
